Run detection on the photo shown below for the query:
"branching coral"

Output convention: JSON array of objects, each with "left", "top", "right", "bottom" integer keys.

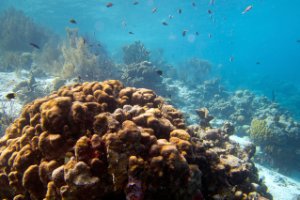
[
  {"left": 0, "top": 80, "right": 271, "bottom": 200},
  {"left": 122, "top": 41, "right": 150, "bottom": 65}
]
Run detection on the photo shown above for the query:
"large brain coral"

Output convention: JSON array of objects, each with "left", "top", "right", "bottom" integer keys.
[
  {"left": 0, "top": 80, "right": 271, "bottom": 200},
  {"left": 0, "top": 80, "right": 199, "bottom": 200}
]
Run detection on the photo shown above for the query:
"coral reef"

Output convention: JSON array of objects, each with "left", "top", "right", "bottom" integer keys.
[
  {"left": 0, "top": 80, "right": 271, "bottom": 199},
  {"left": 0, "top": 51, "right": 33, "bottom": 72},
  {"left": 177, "top": 58, "right": 212, "bottom": 85},
  {"left": 250, "top": 117, "right": 300, "bottom": 172},
  {"left": 189, "top": 123, "right": 271, "bottom": 200},
  {"left": 0, "top": 8, "right": 50, "bottom": 52},
  {"left": 0, "top": 99, "right": 17, "bottom": 134},
  {"left": 122, "top": 41, "right": 150, "bottom": 65},
  {"left": 250, "top": 119, "right": 272, "bottom": 144},
  {"left": 61, "top": 28, "right": 118, "bottom": 81},
  {"left": 166, "top": 77, "right": 300, "bottom": 172},
  {"left": 12, "top": 74, "right": 51, "bottom": 104},
  {"left": 120, "top": 61, "right": 168, "bottom": 95}
]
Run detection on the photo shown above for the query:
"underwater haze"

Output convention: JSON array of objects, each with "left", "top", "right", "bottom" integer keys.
[
  {"left": 0, "top": 0, "right": 300, "bottom": 199},
  {"left": 1, "top": 0, "right": 300, "bottom": 117}
]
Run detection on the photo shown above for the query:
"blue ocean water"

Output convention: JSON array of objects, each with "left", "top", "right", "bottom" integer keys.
[
  {"left": 0, "top": 0, "right": 300, "bottom": 199},
  {"left": 1, "top": 0, "right": 299, "bottom": 118}
]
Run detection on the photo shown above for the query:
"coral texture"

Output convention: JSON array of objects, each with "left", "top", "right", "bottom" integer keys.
[
  {"left": 120, "top": 61, "right": 167, "bottom": 94},
  {"left": 0, "top": 80, "right": 271, "bottom": 199},
  {"left": 122, "top": 41, "right": 150, "bottom": 65}
]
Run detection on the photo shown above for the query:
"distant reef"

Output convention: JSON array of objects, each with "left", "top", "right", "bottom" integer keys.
[{"left": 0, "top": 80, "right": 272, "bottom": 200}]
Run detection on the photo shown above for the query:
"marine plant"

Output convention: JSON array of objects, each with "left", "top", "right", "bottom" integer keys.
[
  {"left": 31, "top": 36, "right": 63, "bottom": 76},
  {"left": 0, "top": 51, "right": 32, "bottom": 72},
  {"left": 122, "top": 41, "right": 150, "bottom": 65},
  {"left": 0, "top": 80, "right": 271, "bottom": 200},
  {"left": 0, "top": 8, "right": 50, "bottom": 52},
  {"left": 61, "top": 28, "right": 117, "bottom": 81},
  {"left": 177, "top": 57, "right": 212, "bottom": 85}
]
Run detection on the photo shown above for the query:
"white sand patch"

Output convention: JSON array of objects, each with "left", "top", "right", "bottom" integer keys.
[
  {"left": 256, "top": 164, "right": 300, "bottom": 200},
  {"left": 231, "top": 135, "right": 300, "bottom": 200}
]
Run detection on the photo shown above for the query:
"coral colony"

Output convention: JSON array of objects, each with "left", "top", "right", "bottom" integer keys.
[
  {"left": 0, "top": 80, "right": 271, "bottom": 199},
  {"left": 0, "top": 6, "right": 300, "bottom": 200}
]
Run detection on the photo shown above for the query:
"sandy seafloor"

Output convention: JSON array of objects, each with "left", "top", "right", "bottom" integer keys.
[{"left": 0, "top": 71, "right": 300, "bottom": 200}]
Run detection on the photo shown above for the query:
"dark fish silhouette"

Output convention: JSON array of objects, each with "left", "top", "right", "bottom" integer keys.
[
  {"left": 208, "top": 10, "right": 212, "bottom": 14},
  {"left": 129, "top": 31, "right": 134, "bottom": 34},
  {"left": 178, "top": 9, "right": 182, "bottom": 14},
  {"left": 192, "top": 2, "right": 196, "bottom": 7},
  {"left": 133, "top": 1, "right": 139, "bottom": 5},
  {"left": 29, "top": 42, "right": 40, "bottom": 49},
  {"left": 162, "top": 21, "right": 168, "bottom": 26},
  {"left": 106, "top": 2, "right": 113, "bottom": 7},
  {"left": 195, "top": 32, "right": 199, "bottom": 36},
  {"left": 256, "top": 61, "right": 260, "bottom": 65},
  {"left": 5, "top": 92, "right": 16, "bottom": 100},
  {"left": 152, "top": 7, "right": 157, "bottom": 13},
  {"left": 69, "top": 19, "right": 77, "bottom": 24},
  {"left": 156, "top": 70, "right": 163, "bottom": 76},
  {"left": 182, "top": 30, "right": 187, "bottom": 37}
]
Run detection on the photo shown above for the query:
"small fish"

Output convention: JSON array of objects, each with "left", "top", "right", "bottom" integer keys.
[
  {"left": 156, "top": 70, "right": 163, "bottom": 76},
  {"left": 133, "top": 1, "right": 139, "bottom": 5},
  {"left": 182, "top": 30, "right": 187, "bottom": 37},
  {"left": 195, "top": 31, "right": 199, "bottom": 36},
  {"left": 106, "top": 2, "right": 113, "bottom": 8},
  {"left": 152, "top": 7, "right": 157, "bottom": 13},
  {"left": 168, "top": 15, "right": 174, "bottom": 19},
  {"left": 208, "top": 33, "right": 212, "bottom": 38},
  {"left": 5, "top": 92, "right": 16, "bottom": 100},
  {"left": 69, "top": 19, "right": 77, "bottom": 24},
  {"left": 256, "top": 61, "right": 260, "bottom": 65},
  {"left": 208, "top": 10, "right": 212, "bottom": 14},
  {"left": 192, "top": 2, "right": 196, "bottom": 7},
  {"left": 229, "top": 56, "right": 234, "bottom": 62},
  {"left": 178, "top": 9, "right": 182, "bottom": 14},
  {"left": 162, "top": 21, "right": 168, "bottom": 26},
  {"left": 129, "top": 31, "right": 134, "bottom": 34},
  {"left": 296, "top": 40, "right": 300, "bottom": 43},
  {"left": 242, "top": 5, "right": 253, "bottom": 14},
  {"left": 29, "top": 42, "right": 40, "bottom": 49}
]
